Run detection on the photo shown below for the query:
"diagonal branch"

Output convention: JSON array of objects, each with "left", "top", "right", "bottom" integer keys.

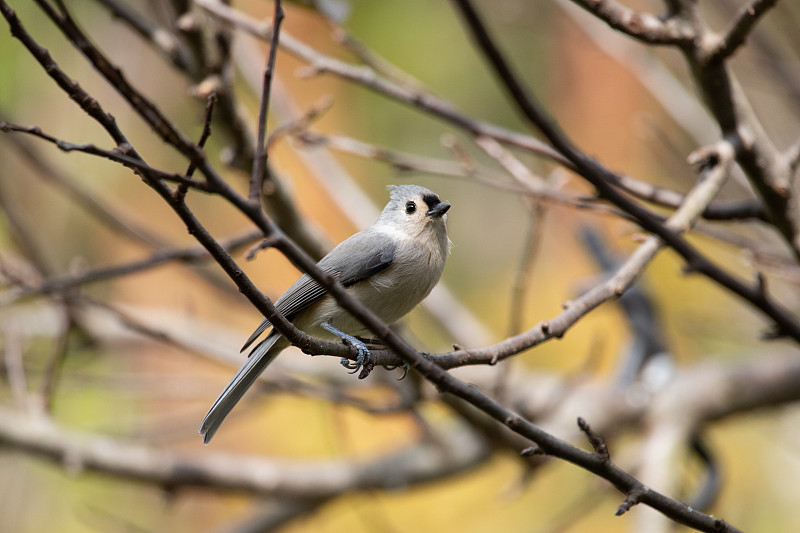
[
  {"left": 705, "top": 0, "right": 780, "bottom": 63},
  {"left": 431, "top": 140, "right": 736, "bottom": 369},
  {"left": 449, "top": 0, "right": 800, "bottom": 342}
]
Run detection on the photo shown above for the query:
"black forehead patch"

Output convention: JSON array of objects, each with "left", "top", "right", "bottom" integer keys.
[{"left": 422, "top": 193, "right": 440, "bottom": 209}]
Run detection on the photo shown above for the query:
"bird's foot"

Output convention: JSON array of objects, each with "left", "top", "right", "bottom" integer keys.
[{"left": 322, "top": 322, "right": 370, "bottom": 374}]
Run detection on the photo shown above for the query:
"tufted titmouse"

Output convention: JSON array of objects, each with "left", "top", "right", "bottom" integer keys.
[{"left": 200, "top": 184, "right": 451, "bottom": 443}]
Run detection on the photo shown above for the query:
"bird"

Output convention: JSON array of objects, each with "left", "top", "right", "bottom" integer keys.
[{"left": 200, "top": 184, "right": 451, "bottom": 444}]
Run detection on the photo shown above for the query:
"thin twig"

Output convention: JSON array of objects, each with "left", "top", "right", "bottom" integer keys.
[
  {"left": 6, "top": 230, "right": 261, "bottom": 303},
  {"left": 92, "top": 0, "right": 195, "bottom": 72},
  {"left": 430, "top": 139, "right": 734, "bottom": 368},
  {"left": 249, "top": 0, "right": 284, "bottom": 205},
  {"left": 705, "top": 0, "right": 780, "bottom": 63},
  {"left": 176, "top": 92, "right": 218, "bottom": 200},
  {"left": 0, "top": 123, "right": 207, "bottom": 190},
  {"left": 196, "top": 0, "right": 766, "bottom": 226},
  {"left": 193, "top": 0, "right": 566, "bottom": 164}
]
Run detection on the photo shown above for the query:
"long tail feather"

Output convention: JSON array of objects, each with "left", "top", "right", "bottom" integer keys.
[{"left": 200, "top": 333, "right": 282, "bottom": 444}]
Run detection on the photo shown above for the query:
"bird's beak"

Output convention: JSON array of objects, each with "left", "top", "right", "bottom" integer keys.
[{"left": 426, "top": 202, "right": 451, "bottom": 218}]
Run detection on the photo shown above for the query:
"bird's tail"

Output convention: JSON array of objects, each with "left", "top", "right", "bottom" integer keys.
[{"left": 199, "top": 333, "right": 282, "bottom": 444}]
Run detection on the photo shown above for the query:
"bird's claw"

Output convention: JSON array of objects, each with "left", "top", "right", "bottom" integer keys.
[
  {"left": 398, "top": 362, "right": 410, "bottom": 380},
  {"left": 340, "top": 348, "right": 368, "bottom": 374},
  {"left": 321, "top": 322, "right": 371, "bottom": 374},
  {"left": 321, "top": 323, "right": 412, "bottom": 378}
]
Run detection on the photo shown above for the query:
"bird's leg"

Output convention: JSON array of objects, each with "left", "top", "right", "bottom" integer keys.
[{"left": 321, "top": 322, "right": 370, "bottom": 374}]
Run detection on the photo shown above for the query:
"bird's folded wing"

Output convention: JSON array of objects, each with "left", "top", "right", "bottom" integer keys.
[{"left": 240, "top": 240, "right": 396, "bottom": 352}]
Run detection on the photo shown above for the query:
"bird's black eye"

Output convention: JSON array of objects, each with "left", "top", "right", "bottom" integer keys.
[{"left": 405, "top": 201, "right": 416, "bottom": 214}]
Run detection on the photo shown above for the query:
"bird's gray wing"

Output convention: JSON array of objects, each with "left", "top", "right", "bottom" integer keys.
[
  {"left": 240, "top": 239, "right": 396, "bottom": 352},
  {"left": 338, "top": 239, "right": 396, "bottom": 288}
]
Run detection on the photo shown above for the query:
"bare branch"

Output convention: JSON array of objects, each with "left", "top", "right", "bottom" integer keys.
[
  {"left": 705, "top": 0, "right": 780, "bottom": 63},
  {"left": 0, "top": 123, "right": 207, "bottom": 190},
  {"left": 0, "top": 1, "right": 129, "bottom": 146},
  {"left": 249, "top": 0, "right": 284, "bottom": 206},
  {"left": 176, "top": 92, "right": 218, "bottom": 200},
  {"left": 193, "top": 0, "right": 567, "bottom": 164},
  {"left": 5, "top": 230, "right": 260, "bottom": 304},
  {"left": 92, "top": 0, "right": 196, "bottom": 72},
  {"left": 450, "top": 0, "right": 800, "bottom": 342},
  {"left": 431, "top": 139, "right": 737, "bottom": 368},
  {"left": 577, "top": 417, "right": 609, "bottom": 462},
  {"left": 3, "top": 1, "right": 797, "bottom": 530},
  {"left": 568, "top": 0, "right": 695, "bottom": 44}
]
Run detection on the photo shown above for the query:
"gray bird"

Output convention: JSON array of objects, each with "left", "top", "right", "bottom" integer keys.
[{"left": 200, "top": 184, "right": 451, "bottom": 444}]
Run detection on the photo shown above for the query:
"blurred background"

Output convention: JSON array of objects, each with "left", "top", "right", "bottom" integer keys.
[{"left": 1, "top": 0, "right": 800, "bottom": 532}]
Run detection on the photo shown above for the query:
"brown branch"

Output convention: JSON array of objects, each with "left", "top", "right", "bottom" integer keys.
[
  {"left": 0, "top": 123, "right": 207, "bottom": 190},
  {"left": 577, "top": 417, "right": 609, "bottom": 462},
  {"left": 196, "top": 0, "right": 767, "bottom": 228},
  {"left": 0, "top": 1, "right": 129, "bottom": 147},
  {"left": 706, "top": 0, "right": 780, "bottom": 63},
  {"left": 193, "top": 0, "right": 566, "bottom": 165},
  {"left": 568, "top": 0, "right": 695, "bottom": 44},
  {"left": 31, "top": 0, "right": 229, "bottom": 192},
  {"left": 249, "top": 0, "right": 284, "bottom": 205},
  {"left": 176, "top": 92, "right": 218, "bottom": 200},
  {"left": 0, "top": 122, "right": 162, "bottom": 247},
  {"left": 295, "top": 129, "right": 621, "bottom": 216},
  {"left": 92, "top": 0, "right": 196, "bottom": 72},
  {"left": 613, "top": 173, "right": 767, "bottom": 222},
  {"left": 668, "top": 3, "right": 800, "bottom": 262},
  {"left": 5, "top": 230, "right": 261, "bottom": 303},
  {"left": 430, "top": 140, "right": 737, "bottom": 369},
  {"left": 88, "top": 0, "right": 334, "bottom": 261}
]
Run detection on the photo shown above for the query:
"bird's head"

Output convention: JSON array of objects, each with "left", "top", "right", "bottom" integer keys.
[{"left": 377, "top": 184, "right": 451, "bottom": 239}]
